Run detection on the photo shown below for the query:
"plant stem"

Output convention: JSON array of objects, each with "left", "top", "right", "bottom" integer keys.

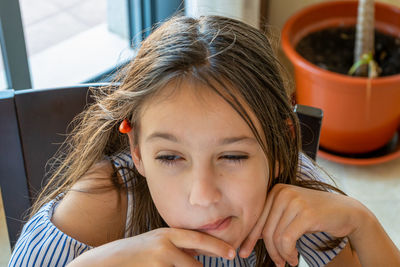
[{"left": 354, "top": 0, "right": 375, "bottom": 77}]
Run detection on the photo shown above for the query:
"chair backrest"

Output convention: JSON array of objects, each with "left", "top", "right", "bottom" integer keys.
[
  {"left": 294, "top": 104, "right": 323, "bottom": 160},
  {"left": 0, "top": 85, "right": 322, "bottom": 248},
  {"left": 0, "top": 84, "right": 99, "bottom": 247}
]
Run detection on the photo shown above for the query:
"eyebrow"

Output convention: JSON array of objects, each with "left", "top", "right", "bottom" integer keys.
[{"left": 145, "top": 132, "right": 257, "bottom": 145}]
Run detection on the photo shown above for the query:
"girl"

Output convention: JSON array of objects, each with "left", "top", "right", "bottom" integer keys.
[{"left": 9, "top": 15, "right": 400, "bottom": 267}]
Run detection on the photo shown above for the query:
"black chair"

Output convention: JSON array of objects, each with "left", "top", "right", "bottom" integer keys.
[
  {"left": 0, "top": 84, "right": 101, "bottom": 248},
  {"left": 0, "top": 84, "right": 322, "bottom": 248},
  {"left": 294, "top": 104, "right": 323, "bottom": 160}
]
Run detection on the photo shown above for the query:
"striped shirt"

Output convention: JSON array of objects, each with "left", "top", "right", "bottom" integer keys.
[{"left": 9, "top": 152, "right": 347, "bottom": 266}]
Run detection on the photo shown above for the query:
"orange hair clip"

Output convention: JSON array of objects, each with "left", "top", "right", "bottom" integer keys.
[{"left": 119, "top": 119, "right": 132, "bottom": 134}]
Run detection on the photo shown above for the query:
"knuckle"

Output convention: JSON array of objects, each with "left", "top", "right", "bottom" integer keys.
[
  {"left": 152, "top": 230, "right": 170, "bottom": 245},
  {"left": 278, "top": 186, "right": 295, "bottom": 200},
  {"left": 277, "top": 234, "right": 296, "bottom": 261},
  {"left": 154, "top": 227, "right": 169, "bottom": 237},
  {"left": 281, "top": 232, "right": 292, "bottom": 244},
  {"left": 154, "top": 240, "right": 169, "bottom": 255},
  {"left": 152, "top": 234, "right": 171, "bottom": 255},
  {"left": 272, "top": 231, "right": 280, "bottom": 245},
  {"left": 289, "top": 196, "right": 306, "bottom": 210},
  {"left": 271, "top": 183, "right": 283, "bottom": 191},
  {"left": 262, "top": 228, "right": 272, "bottom": 242},
  {"left": 191, "top": 232, "right": 205, "bottom": 244},
  {"left": 271, "top": 183, "right": 285, "bottom": 194}
]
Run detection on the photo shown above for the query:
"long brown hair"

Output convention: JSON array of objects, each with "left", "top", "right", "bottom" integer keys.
[{"left": 32, "top": 15, "right": 344, "bottom": 266}]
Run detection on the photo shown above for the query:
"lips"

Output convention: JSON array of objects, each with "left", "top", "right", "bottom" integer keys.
[{"left": 197, "top": 216, "right": 232, "bottom": 231}]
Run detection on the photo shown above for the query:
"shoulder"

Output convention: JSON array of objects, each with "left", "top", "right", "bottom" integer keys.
[
  {"left": 9, "top": 157, "right": 131, "bottom": 266},
  {"left": 9, "top": 199, "right": 92, "bottom": 266},
  {"left": 51, "top": 159, "right": 128, "bottom": 247}
]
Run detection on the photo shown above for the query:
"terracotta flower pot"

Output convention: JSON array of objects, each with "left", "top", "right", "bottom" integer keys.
[{"left": 281, "top": 1, "right": 400, "bottom": 154}]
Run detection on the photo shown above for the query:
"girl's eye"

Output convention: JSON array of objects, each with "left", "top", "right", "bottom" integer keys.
[
  {"left": 155, "top": 154, "right": 183, "bottom": 166},
  {"left": 220, "top": 154, "right": 249, "bottom": 163}
]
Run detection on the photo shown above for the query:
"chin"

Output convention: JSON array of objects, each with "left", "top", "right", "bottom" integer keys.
[
  {"left": 210, "top": 231, "right": 244, "bottom": 250},
  {"left": 228, "top": 236, "right": 245, "bottom": 250}
]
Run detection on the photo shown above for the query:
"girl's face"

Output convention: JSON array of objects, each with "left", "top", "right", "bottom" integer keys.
[{"left": 130, "top": 80, "right": 270, "bottom": 249}]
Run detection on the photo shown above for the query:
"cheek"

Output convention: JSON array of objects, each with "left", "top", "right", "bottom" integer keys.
[
  {"left": 141, "top": 164, "right": 188, "bottom": 227},
  {"left": 228, "top": 162, "right": 269, "bottom": 243},
  {"left": 233, "top": 174, "right": 267, "bottom": 220}
]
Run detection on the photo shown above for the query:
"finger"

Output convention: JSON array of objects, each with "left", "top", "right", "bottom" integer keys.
[
  {"left": 168, "top": 245, "right": 203, "bottom": 267},
  {"left": 274, "top": 215, "right": 309, "bottom": 267},
  {"left": 239, "top": 184, "right": 286, "bottom": 258},
  {"left": 168, "top": 228, "right": 236, "bottom": 260},
  {"left": 181, "top": 248, "right": 199, "bottom": 257},
  {"left": 273, "top": 206, "right": 300, "bottom": 266},
  {"left": 261, "top": 190, "right": 292, "bottom": 266}
]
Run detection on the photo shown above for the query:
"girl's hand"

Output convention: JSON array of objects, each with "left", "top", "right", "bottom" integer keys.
[
  {"left": 67, "top": 227, "right": 236, "bottom": 267},
  {"left": 238, "top": 183, "right": 367, "bottom": 267}
]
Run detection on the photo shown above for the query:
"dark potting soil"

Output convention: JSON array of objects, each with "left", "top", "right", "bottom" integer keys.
[{"left": 295, "top": 27, "right": 400, "bottom": 77}]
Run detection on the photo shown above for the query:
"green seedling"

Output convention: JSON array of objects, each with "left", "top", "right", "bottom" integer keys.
[{"left": 348, "top": 52, "right": 379, "bottom": 78}]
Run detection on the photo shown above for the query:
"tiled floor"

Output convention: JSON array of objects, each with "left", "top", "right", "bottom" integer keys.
[
  {"left": 29, "top": 23, "right": 133, "bottom": 88},
  {"left": 0, "top": 0, "right": 132, "bottom": 90},
  {"left": 20, "top": 0, "right": 107, "bottom": 56}
]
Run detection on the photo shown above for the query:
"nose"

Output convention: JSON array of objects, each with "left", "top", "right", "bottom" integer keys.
[{"left": 189, "top": 163, "right": 222, "bottom": 207}]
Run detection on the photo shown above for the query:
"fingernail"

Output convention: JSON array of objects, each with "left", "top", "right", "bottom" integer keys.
[
  {"left": 228, "top": 249, "right": 235, "bottom": 259},
  {"left": 290, "top": 257, "right": 298, "bottom": 266}
]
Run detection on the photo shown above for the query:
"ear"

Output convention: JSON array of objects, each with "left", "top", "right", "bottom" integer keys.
[{"left": 127, "top": 131, "right": 145, "bottom": 177}]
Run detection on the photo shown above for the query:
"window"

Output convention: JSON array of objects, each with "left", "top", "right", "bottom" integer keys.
[
  {"left": 0, "top": 46, "right": 7, "bottom": 90},
  {"left": 0, "top": 0, "right": 183, "bottom": 90},
  {"left": 19, "top": 0, "right": 134, "bottom": 88}
]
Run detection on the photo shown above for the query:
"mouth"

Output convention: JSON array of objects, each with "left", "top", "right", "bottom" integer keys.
[{"left": 197, "top": 216, "right": 232, "bottom": 232}]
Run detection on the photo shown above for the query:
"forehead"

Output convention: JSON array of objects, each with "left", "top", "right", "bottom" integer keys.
[
  {"left": 141, "top": 78, "right": 232, "bottom": 110},
  {"left": 138, "top": 78, "right": 263, "bottom": 139}
]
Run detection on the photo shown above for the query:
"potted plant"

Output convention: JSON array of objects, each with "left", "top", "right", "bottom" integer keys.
[{"left": 281, "top": 0, "right": 400, "bottom": 155}]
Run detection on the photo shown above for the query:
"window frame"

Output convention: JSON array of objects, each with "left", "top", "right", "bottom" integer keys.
[
  {"left": 0, "top": 0, "right": 31, "bottom": 90},
  {"left": 0, "top": 0, "right": 183, "bottom": 89}
]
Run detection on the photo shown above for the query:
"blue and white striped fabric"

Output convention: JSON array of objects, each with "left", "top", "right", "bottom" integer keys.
[
  {"left": 196, "top": 250, "right": 257, "bottom": 267},
  {"left": 9, "top": 152, "right": 347, "bottom": 266},
  {"left": 8, "top": 194, "right": 92, "bottom": 266}
]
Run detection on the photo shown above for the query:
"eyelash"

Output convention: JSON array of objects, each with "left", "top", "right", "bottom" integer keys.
[
  {"left": 155, "top": 155, "right": 182, "bottom": 166},
  {"left": 155, "top": 154, "right": 249, "bottom": 166},
  {"left": 221, "top": 155, "right": 249, "bottom": 162}
]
